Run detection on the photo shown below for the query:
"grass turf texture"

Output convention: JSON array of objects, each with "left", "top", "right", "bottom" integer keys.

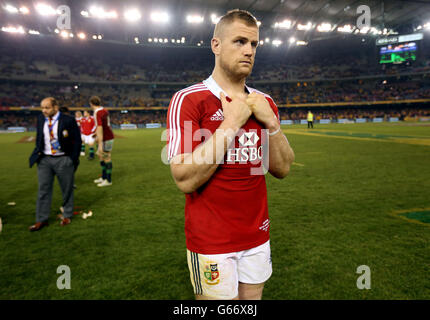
[{"left": 0, "top": 122, "right": 429, "bottom": 299}]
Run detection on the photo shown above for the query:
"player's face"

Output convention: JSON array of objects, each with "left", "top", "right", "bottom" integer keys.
[
  {"left": 41, "top": 100, "right": 57, "bottom": 118},
  {"left": 218, "top": 21, "right": 259, "bottom": 79}
]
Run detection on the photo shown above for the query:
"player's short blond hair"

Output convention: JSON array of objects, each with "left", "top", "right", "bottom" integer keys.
[{"left": 213, "top": 9, "right": 258, "bottom": 38}]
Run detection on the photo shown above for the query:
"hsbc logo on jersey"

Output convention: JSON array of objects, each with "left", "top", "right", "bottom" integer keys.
[
  {"left": 162, "top": 122, "right": 271, "bottom": 175},
  {"left": 226, "top": 131, "right": 263, "bottom": 163},
  {"left": 238, "top": 132, "right": 259, "bottom": 147}
]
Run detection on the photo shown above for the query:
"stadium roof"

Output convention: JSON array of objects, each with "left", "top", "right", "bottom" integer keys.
[{"left": 1, "top": 0, "right": 429, "bottom": 46}]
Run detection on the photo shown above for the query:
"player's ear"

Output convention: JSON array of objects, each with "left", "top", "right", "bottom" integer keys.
[{"left": 211, "top": 37, "right": 221, "bottom": 56}]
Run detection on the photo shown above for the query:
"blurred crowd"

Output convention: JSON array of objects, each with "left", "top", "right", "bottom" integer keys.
[
  {"left": 1, "top": 107, "right": 429, "bottom": 129},
  {"left": 1, "top": 44, "right": 430, "bottom": 84},
  {"left": 1, "top": 39, "right": 430, "bottom": 129},
  {"left": 1, "top": 76, "right": 430, "bottom": 109}
]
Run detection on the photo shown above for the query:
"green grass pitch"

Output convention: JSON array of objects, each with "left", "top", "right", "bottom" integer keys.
[{"left": 0, "top": 122, "right": 429, "bottom": 299}]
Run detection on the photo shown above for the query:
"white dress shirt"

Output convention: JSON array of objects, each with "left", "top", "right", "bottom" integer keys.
[{"left": 43, "top": 111, "right": 65, "bottom": 156}]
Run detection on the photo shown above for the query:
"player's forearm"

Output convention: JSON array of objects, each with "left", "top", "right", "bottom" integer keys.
[
  {"left": 96, "top": 126, "right": 103, "bottom": 145},
  {"left": 268, "top": 130, "right": 295, "bottom": 179},
  {"left": 170, "top": 121, "right": 238, "bottom": 193}
]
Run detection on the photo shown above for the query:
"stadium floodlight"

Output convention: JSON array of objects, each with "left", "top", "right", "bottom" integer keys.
[
  {"left": 19, "top": 6, "right": 29, "bottom": 14},
  {"left": 89, "top": 6, "right": 117, "bottom": 19},
  {"left": 289, "top": 37, "right": 296, "bottom": 44},
  {"left": 92, "top": 35, "right": 97, "bottom": 40},
  {"left": 259, "top": 40, "right": 264, "bottom": 45},
  {"left": 81, "top": 10, "right": 89, "bottom": 17},
  {"left": 4, "top": 4, "right": 19, "bottom": 14},
  {"left": 211, "top": 14, "right": 221, "bottom": 24},
  {"left": 257, "top": 21, "right": 262, "bottom": 27},
  {"left": 296, "top": 40, "right": 308, "bottom": 46},
  {"left": 337, "top": 24, "right": 354, "bottom": 33},
  {"left": 35, "top": 3, "right": 57, "bottom": 16},
  {"left": 124, "top": 9, "right": 141, "bottom": 22},
  {"left": 359, "top": 27, "right": 370, "bottom": 34},
  {"left": 1, "top": 26, "right": 25, "bottom": 34},
  {"left": 274, "top": 19, "right": 292, "bottom": 29},
  {"left": 28, "top": 30, "right": 40, "bottom": 35},
  {"left": 181, "top": 37, "right": 185, "bottom": 43},
  {"left": 151, "top": 11, "right": 169, "bottom": 23},
  {"left": 265, "top": 37, "right": 270, "bottom": 43},
  {"left": 97, "top": 35, "right": 102, "bottom": 40},
  {"left": 176, "top": 39, "right": 180, "bottom": 43},
  {"left": 423, "top": 22, "right": 430, "bottom": 30},
  {"left": 60, "top": 30, "right": 69, "bottom": 38},
  {"left": 164, "top": 38, "right": 168, "bottom": 43},
  {"left": 134, "top": 37, "right": 140, "bottom": 44},
  {"left": 370, "top": 27, "right": 381, "bottom": 35},
  {"left": 272, "top": 39, "right": 282, "bottom": 46},
  {"left": 148, "top": 38, "right": 153, "bottom": 42},
  {"left": 317, "top": 23, "right": 332, "bottom": 32},
  {"left": 297, "top": 22, "right": 312, "bottom": 31},
  {"left": 186, "top": 14, "right": 204, "bottom": 24},
  {"left": 77, "top": 32, "right": 86, "bottom": 39},
  {"left": 154, "top": 38, "right": 158, "bottom": 43},
  {"left": 171, "top": 38, "right": 175, "bottom": 43}
]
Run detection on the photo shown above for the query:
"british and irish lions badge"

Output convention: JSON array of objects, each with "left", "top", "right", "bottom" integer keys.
[{"left": 204, "top": 263, "right": 220, "bottom": 285}]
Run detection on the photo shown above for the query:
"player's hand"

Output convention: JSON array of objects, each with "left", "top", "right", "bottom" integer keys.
[
  {"left": 246, "top": 92, "right": 278, "bottom": 131},
  {"left": 220, "top": 92, "right": 251, "bottom": 130}
]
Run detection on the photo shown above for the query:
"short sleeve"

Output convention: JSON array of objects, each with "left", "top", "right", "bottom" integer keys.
[
  {"left": 166, "top": 92, "right": 201, "bottom": 161},
  {"left": 266, "top": 96, "right": 280, "bottom": 122},
  {"left": 95, "top": 110, "right": 103, "bottom": 127}
]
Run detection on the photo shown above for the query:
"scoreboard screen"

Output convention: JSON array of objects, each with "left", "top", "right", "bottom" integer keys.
[{"left": 379, "top": 42, "right": 417, "bottom": 64}]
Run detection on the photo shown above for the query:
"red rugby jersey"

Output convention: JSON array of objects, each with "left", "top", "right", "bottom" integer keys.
[
  {"left": 94, "top": 107, "right": 114, "bottom": 141},
  {"left": 167, "top": 76, "right": 280, "bottom": 254},
  {"left": 76, "top": 117, "right": 83, "bottom": 134},
  {"left": 81, "top": 116, "right": 96, "bottom": 135}
]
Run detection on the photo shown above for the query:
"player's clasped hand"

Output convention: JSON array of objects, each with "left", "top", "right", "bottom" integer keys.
[
  {"left": 246, "top": 92, "right": 277, "bottom": 129},
  {"left": 220, "top": 92, "right": 252, "bottom": 130}
]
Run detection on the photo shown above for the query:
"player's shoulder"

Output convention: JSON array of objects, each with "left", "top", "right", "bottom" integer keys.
[
  {"left": 95, "top": 107, "right": 106, "bottom": 115},
  {"left": 172, "top": 82, "right": 210, "bottom": 102},
  {"left": 246, "top": 86, "right": 276, "bottom": 103}
]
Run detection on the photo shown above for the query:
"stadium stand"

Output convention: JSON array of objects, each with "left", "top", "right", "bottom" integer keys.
[{"left": 1, "top": 33, "right": 429, "bottom": 129}]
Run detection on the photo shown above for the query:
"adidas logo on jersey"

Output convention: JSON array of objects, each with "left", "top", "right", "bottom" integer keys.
[{"left": 210, "top": 109, "right": 224, "bottom": 121}]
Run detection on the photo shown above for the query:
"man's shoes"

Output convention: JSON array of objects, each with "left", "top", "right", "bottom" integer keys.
[
  {"left": 29, "top": 221, "right": 49, "bottom": 232},
  {"left": 60, "top": 218, "right": 71, "bottom": 226},
  {"left": 94, "top": 177, "right": 104, "bottom": 184},
  {"left": 97, "top": 180, "right": 112, "bottom": 187}
]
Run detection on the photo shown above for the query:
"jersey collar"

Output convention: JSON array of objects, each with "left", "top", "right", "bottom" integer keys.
[{"left": 203, "top": 75, "right": 251, "bottom": 100}]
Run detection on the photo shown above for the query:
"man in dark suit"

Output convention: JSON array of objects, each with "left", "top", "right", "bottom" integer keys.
[{"left": 29, "top": 97, "right": 82, "bottom": 231}]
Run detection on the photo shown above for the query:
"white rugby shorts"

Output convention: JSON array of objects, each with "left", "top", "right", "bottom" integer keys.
[{"left": 187, "top": 240, "right": 272, "bottom": 299}]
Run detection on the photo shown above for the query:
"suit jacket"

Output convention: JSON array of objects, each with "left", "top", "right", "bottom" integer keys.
[{"left": 29, "top": 112, "right": 82, "bottom": 168}]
